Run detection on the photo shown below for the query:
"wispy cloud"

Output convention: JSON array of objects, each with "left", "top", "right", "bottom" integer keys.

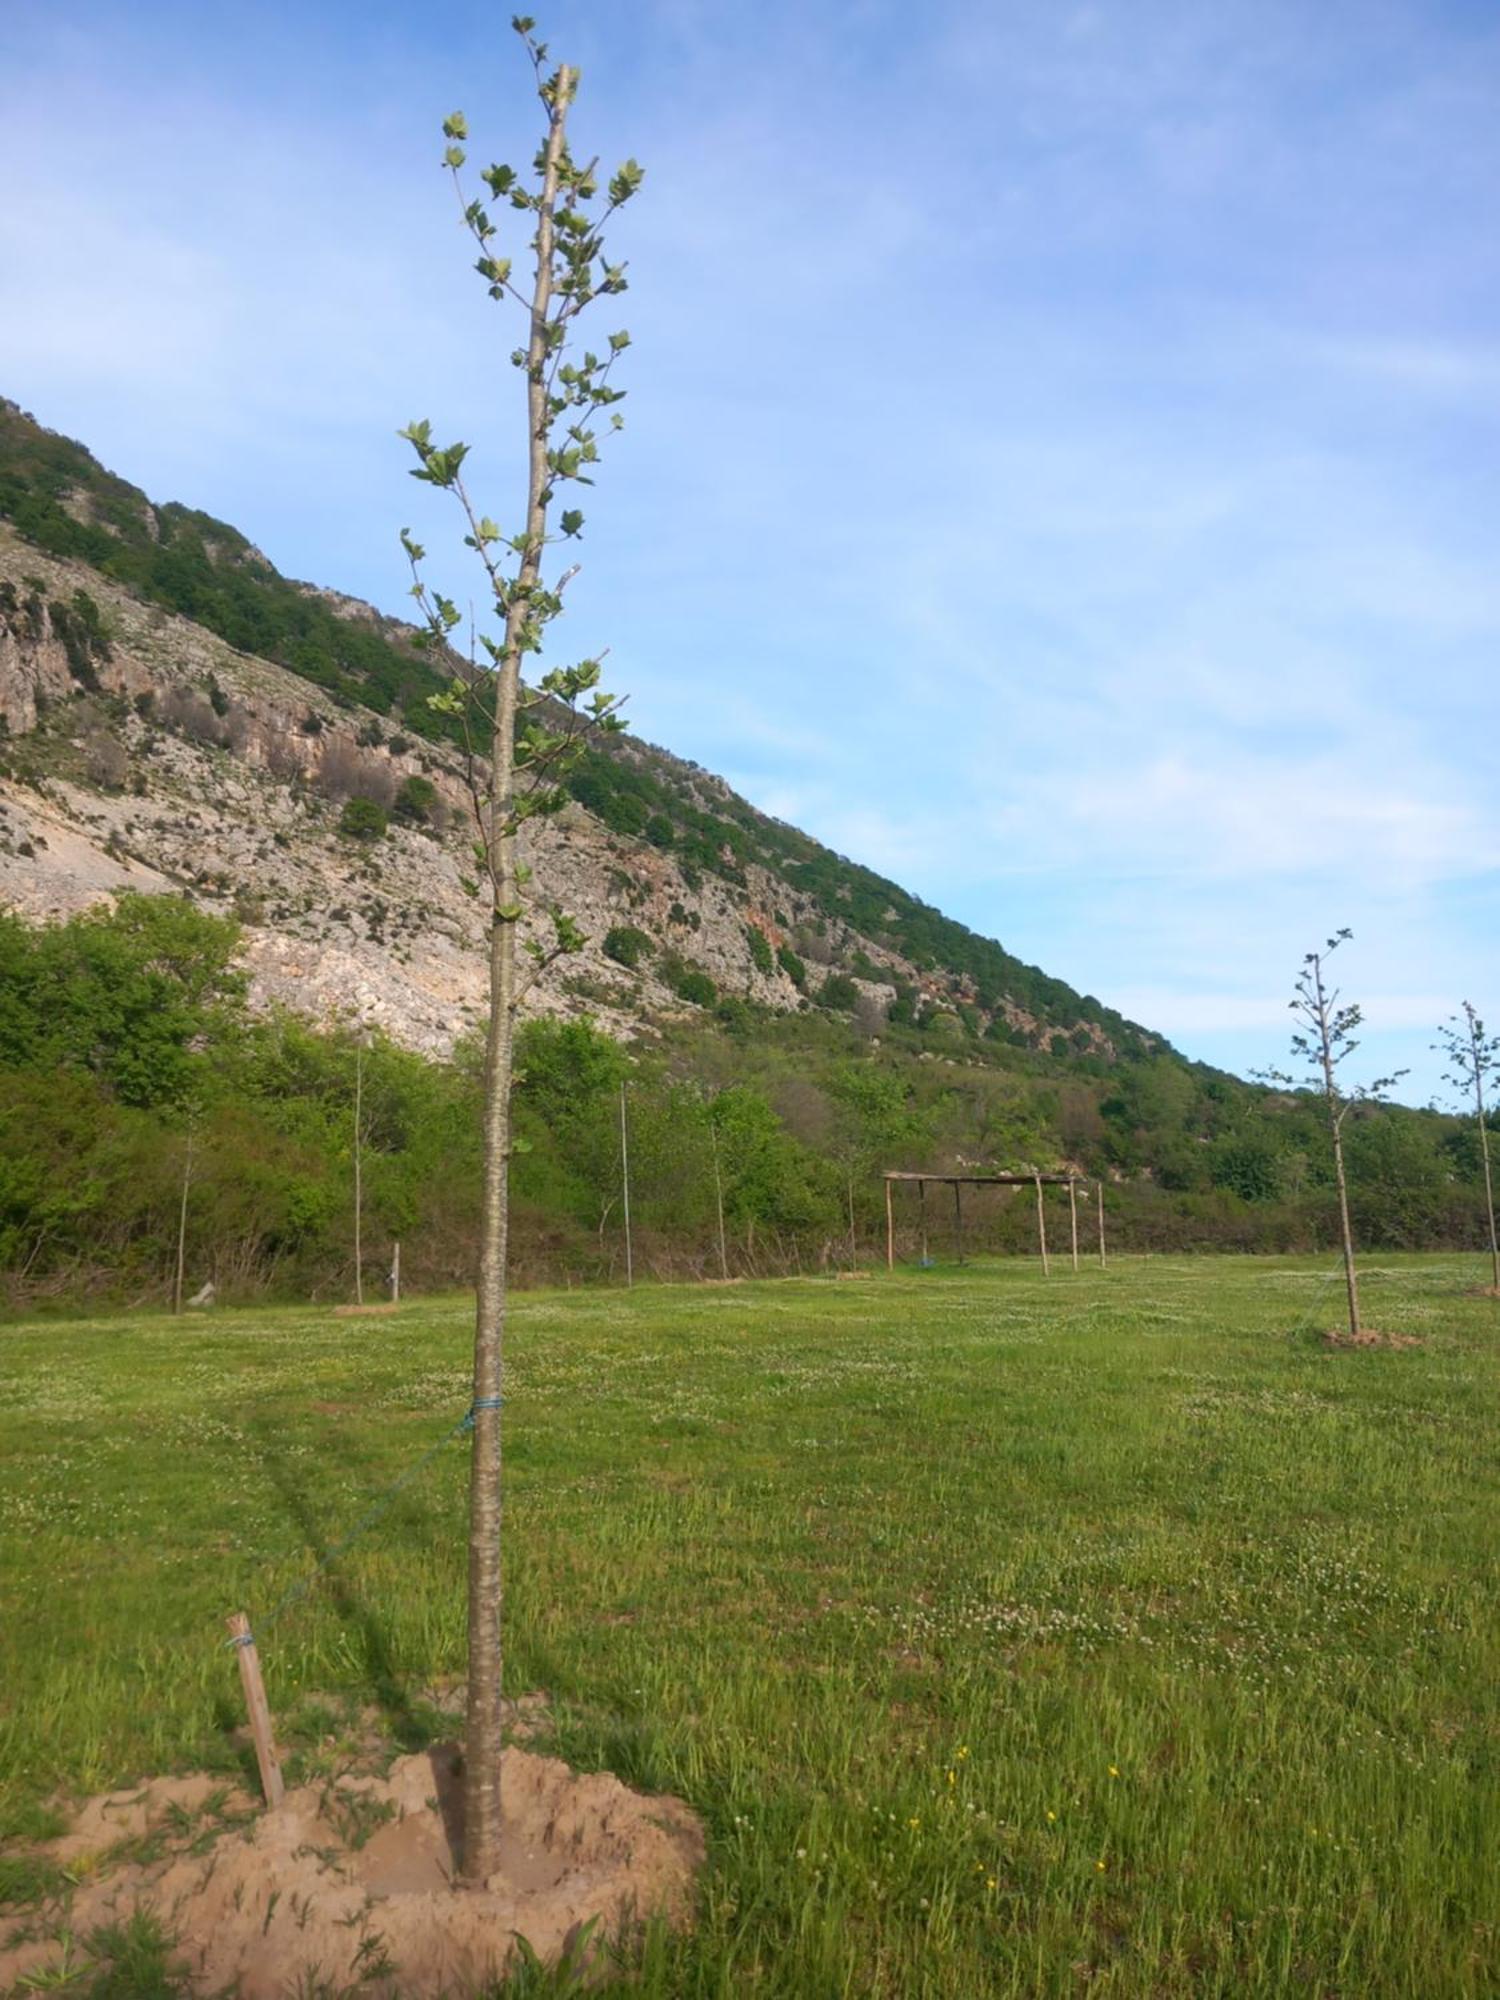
[{"left": 1, "top": 0, "right": 1496, "bottom": 1097}]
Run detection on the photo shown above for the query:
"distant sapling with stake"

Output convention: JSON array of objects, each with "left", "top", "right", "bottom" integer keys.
[
  {"left": 1435, "top": 1001, "right": 1500, "bottom": 1294},
  {"left": 396, "top": 16, "right": 641, "bottom": 1886},
  {"left": 1258, "top": 930, "right": 1406, "bottom": 1343}
]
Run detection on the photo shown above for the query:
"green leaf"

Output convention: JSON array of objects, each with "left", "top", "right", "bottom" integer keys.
[
  {"left": 442, "top": 112, "right": 469, "bottom": 140},
  {"left": 559, "top": 509, "right": 584, "bottom": 538}
]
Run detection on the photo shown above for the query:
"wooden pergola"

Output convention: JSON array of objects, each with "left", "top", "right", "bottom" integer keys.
[{"left": 882, "top": 1170, "right": 1106, "bottom": 1274}]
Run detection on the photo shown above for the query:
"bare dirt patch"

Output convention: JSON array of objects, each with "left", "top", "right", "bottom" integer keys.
[
  {"left": 1320, "top": 1327, "right": 1423, "bottom": 1349},
  {"left": 2, "top": 1746, "right": 704, "bottom": 1997}
]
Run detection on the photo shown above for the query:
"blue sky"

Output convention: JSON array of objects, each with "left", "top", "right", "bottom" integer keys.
[{"left": 2, "top": 0, "right": 1497, "bottom": 1100}]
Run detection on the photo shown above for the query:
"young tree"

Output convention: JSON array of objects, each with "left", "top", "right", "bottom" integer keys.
[
  {"left": 1436, "top": 1001, "right": 1500, "bottom": 1292},
  {"left": 399, "top": 19, "right": 641, "bottom": 1883},
  {"left": 1259, "top": 930, "right": 1406, "bottom": 1340}
]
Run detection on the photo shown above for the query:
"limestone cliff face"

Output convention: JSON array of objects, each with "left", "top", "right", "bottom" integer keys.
[{"left": 0, "top": 528, "right": 919, "bottom": 1055}]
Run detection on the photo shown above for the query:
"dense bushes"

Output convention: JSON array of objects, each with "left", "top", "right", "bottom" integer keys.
[{"left": 0, "top": 896, "right": 1492, "bottom": 1312}]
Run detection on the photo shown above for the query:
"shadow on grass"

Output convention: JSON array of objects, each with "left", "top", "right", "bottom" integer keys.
[{"left": 241, "top": 1417, "right": 439, "bottom": 1753}]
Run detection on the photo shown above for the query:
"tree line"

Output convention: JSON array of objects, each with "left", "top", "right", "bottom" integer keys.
[{"left": 0, "top": 895, "right": 1495, "bottom": 1313}]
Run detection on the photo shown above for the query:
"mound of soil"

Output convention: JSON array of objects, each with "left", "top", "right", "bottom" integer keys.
[
  {"left": 1320, "top": 1327, "right": 1422, "bottom": 1349},
  {"left": 1, "top": 1745, "right": 704, "bottom": 1997}
]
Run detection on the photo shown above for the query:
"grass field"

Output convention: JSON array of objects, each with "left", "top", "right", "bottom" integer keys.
[{"left": 2, "top": 1254, "right": 1497, "bottom": 1996}]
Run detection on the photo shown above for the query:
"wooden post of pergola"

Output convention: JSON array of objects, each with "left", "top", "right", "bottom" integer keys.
[
  {"left": 882, "top": 1171, "right": 1079, "bottom": 1273},
  {"left": 1097, "top": 1180, "right": 1107, "bottom": 1268}
]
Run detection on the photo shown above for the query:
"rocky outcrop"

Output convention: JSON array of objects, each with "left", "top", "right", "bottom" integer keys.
[{"left": 0, "top": 529, "right": 914, "bottom": 1054}]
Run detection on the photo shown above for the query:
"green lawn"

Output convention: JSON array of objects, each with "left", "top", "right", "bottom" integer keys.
[{"left": 2, "top": 1255, "right": 1497, "bottom": 1996}]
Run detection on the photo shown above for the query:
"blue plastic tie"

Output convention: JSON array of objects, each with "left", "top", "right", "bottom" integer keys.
[
  {"left": 225, "top": 1630, "right": 255, "bottom": 1651},
  {"left": 463, "top": 1394, "right": 503, "bottom": 1429}
]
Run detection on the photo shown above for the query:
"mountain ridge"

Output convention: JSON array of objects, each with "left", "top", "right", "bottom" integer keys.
[{"left": 0, "top": 395, "right": 1163, "bottom": 1070}]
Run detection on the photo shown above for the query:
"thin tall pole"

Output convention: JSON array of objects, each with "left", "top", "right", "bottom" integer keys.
[
  {"left": 173, "top": 1124, "right": 194, "bottom": 1315},
  {"left": 1034, "top": 1173, "right": 1050, "bottom": 1276},
  {"left": 1068, "top": 1178, "right": 1079, "bottom": 1272},
  {"left": 1097, "top": 1180, "right": 1107, "bottom": 1268},
  {"left": 884, "top": 1176, "right": 894, "bottom": 1272},
  {"left": 918, "top": 1178, "right": 928, "bottom": 1264},
  {"left": 353, "top": 1039, "right": 364, "bottom": 1306},
  {"left": 1466, "top": 1006, "right": 1500, "bottom": 1292},
  {"left": 390, "top": 1239, "right": 401, "bottom": 1305},
  {"left": 619, "top": 1083, "right": 634, "bottom": 1288},
  {"left": 710, "top": 1118, "right": 729, "bottom": 1281},
  {"left": 953, "top": 1179, "right": 965, "bottom": 1264}
]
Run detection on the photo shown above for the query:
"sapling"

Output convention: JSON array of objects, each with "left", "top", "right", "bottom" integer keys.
[
  {"left": 1259, "top": 930, "right": 1406, "bottom": 1341},
  {"left": 398, "top": 16, "right": 641, "bottom": 1883},
  {"left": 1435, "top": 1001, "right": 1500, "bottom": 1293}
]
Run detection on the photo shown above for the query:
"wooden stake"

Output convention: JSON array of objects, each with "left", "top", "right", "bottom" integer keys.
[
  {"left": 352, "top": 1040, "right": 364, "bottom": 1308},
  {"left": 390, "top": 1239, "right": 401, "bottom": 1305},
  {"left": 619, "top": 1083, "right": 633, "bottom": 1289},
  {"left": 173, "top": 1124, "right": 194, "bottom": 1317},
  {"left": 1034, "top": 1173, "right": 1050, "bottom": 1276},
  {"left": 1097, "top": 1180, "right": 1107, "bottom": 1268},
  {"left": 884, "top": 1176, "right": 894, "bottom": 1272},
  {"left": 952, "top": 1178, "right": 965, "bottom": 1264},
  {"left": 225, "top": 1612, "right": 285, "bottom": 1807},
  {"left": 918, "top": 1178, "right": 928, "bottom": 1264},
  {"left": 710, "top": 1119, "right": 729, "bottom": 1281},
  {"left": 1068, "top": 1178, "right": 1079, "bottom": 1272}
]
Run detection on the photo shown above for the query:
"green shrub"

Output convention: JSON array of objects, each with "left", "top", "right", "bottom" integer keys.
[
  {"left": 819, "top": 973, "right": 859, "bottom": 1012},
  {"left": 603, "top": 924, "right": 653, "bottom": 969},
  {"left": 338, "top": 796, "right": 388, "bottom": 841},
  {"left": 746, "top": 927, "right": 774, "bottom": 975},
  {"left": 394, "top": 774, "right": 439, "bottom": 826},
  {"left": 777, "top": 946, "right": 806, "bottom": 990}
]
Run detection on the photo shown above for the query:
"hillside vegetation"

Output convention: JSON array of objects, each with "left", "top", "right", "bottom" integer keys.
[
  {"left": 0, "top": 398, "right": 1148, "bottom": 1055},
  {"left": 0, "top": 898, "right": 1490, "bottom": 1310},
  {"left": 1, "top": 401, "right": 1494, "bottom": 1307}
]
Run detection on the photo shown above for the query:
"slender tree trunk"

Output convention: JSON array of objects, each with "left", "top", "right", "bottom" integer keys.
[
  {"left": 1472, "top": 1022, "right": 1500, "bottom": 1292},
  {"left": 464, "top": 70, "right": 572, "bottom": 1888},
  {"left": 173, "top": 1126, "right": 194, "bottom": 1316},
  {"left": 353, "top": 1040, "right": 364, "bottom": 1307},
  {"left": 710, "top": 1120, "right": 728, "bottom": 1280},
  {"left": 619, "top": 1083, "right": 633, "bottom": 1288},
  {"left": 1312, "top": 955, "right": 1360, "bottom": 1338}
]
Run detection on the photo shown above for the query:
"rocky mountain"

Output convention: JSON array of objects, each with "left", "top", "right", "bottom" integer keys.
[{"left": 0, "top": 398, "right": 1156, "bottom": 1066}]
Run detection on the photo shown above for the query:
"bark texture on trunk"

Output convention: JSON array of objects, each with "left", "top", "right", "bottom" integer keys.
[{"left": 463, "top": 67, "right": 573, "bottom": 1888}]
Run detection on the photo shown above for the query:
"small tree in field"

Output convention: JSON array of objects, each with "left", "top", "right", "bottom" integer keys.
[
  {"left": 398, "top": 16, "right": 641, "bottom": 1884},
  {"left": 1436, "top": 1001, "right": 1500, "bottom": 1293},
  {"left": 1259, "top": 930, "right": 1406, "bottom": 1341}
]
